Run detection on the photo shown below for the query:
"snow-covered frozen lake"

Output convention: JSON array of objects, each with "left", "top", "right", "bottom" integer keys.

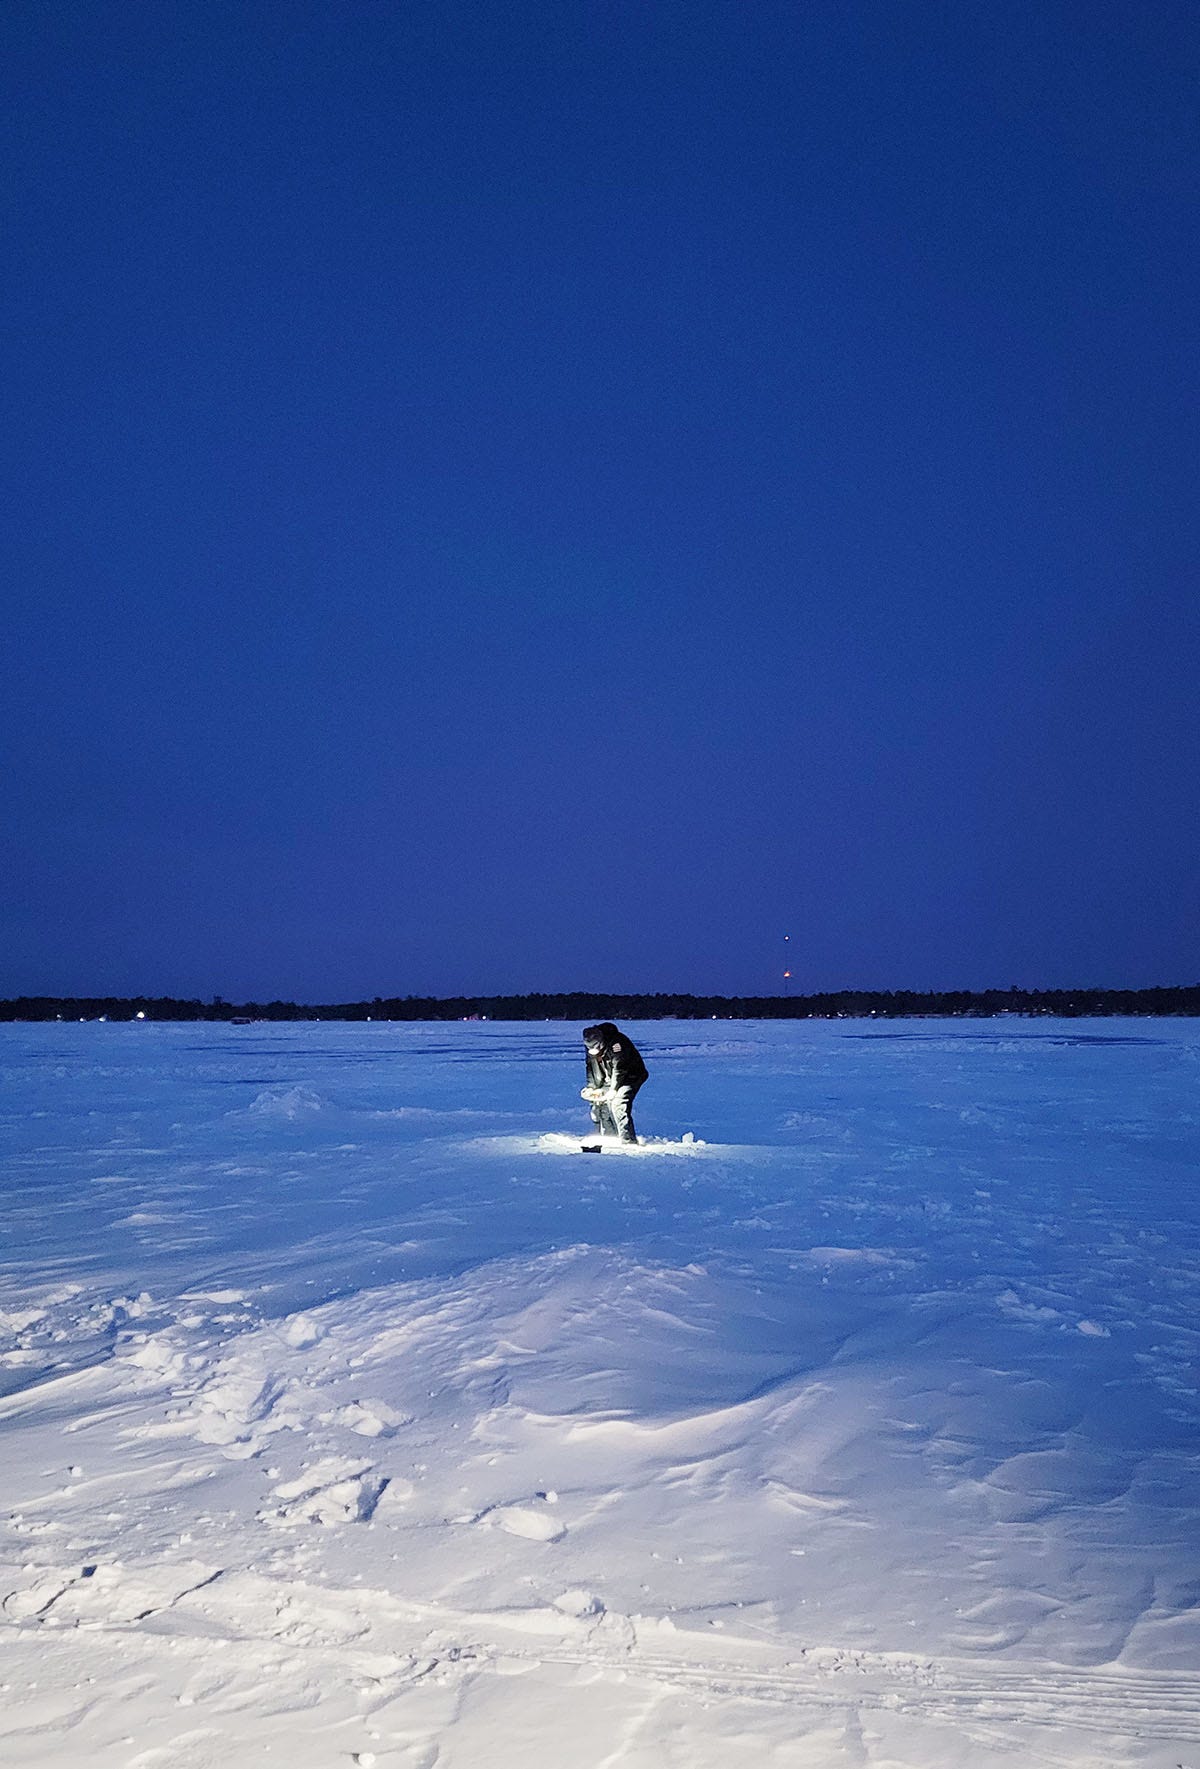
[{"left": 2, "top": 1018, "right": 1198, "bottom": 1767}]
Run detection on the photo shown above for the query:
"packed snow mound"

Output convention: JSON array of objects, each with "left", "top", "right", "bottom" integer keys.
[
  {"left": 532, "top": 1130, "right": 709, "bottom": 1155},
  {"left": 245, "top": 1084, "right": 326, "bottom": 1118}
]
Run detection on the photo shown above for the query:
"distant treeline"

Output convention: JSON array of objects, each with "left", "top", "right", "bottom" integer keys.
[{"left": 3, "top": 986, "right": 1199, "bottom": 1022}]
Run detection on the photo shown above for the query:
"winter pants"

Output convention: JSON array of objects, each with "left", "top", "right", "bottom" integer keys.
[{"left": 592, "top": 1083, "right": 642, "bottom": 1144}]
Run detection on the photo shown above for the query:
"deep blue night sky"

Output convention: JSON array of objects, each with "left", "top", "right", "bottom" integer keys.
[{"left": 3, "top": 1, "right": 1197, "bottom": 999}]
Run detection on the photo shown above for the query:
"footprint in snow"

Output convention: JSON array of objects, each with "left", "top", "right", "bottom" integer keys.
[
  {"left": 553, "top": 1587, "right": 604, "bottom": 1617},
  {"left": 487, "top": 1501, "right": 566, "bottom": 1542},
  {"left": 333, "top": 1397, "right": 412, "bottom": 1438}
]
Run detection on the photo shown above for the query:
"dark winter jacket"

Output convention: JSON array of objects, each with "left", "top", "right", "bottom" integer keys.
[{"left": 583, "top": 1023, "right": 648, "bottom": 1094}]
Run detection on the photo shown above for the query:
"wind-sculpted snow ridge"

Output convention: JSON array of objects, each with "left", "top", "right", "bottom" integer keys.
[{"left": 1, "top": 1017, "right": 1199, "bottom": 1766}]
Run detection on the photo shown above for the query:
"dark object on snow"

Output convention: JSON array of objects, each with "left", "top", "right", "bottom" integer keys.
[
  {"left": 579, "top": 1143, "right": 602, "bottom": 1154},
  {"left": 582, "top": 1022, "right": 648, "bottom": 1144}
]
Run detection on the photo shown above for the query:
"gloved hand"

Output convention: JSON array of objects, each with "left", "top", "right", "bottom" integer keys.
[{"left": 581, "top": 1085, "right": 604, "bottom": 1101}]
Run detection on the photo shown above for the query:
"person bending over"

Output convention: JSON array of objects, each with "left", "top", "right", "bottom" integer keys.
[{"left": 581, "top": 1022, "right": 648, "bottom": 1144}]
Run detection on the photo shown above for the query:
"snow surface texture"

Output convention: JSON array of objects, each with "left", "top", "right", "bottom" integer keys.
[{"left": 2, "top": 1018, "right": 1198, "bottom": 1768}]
